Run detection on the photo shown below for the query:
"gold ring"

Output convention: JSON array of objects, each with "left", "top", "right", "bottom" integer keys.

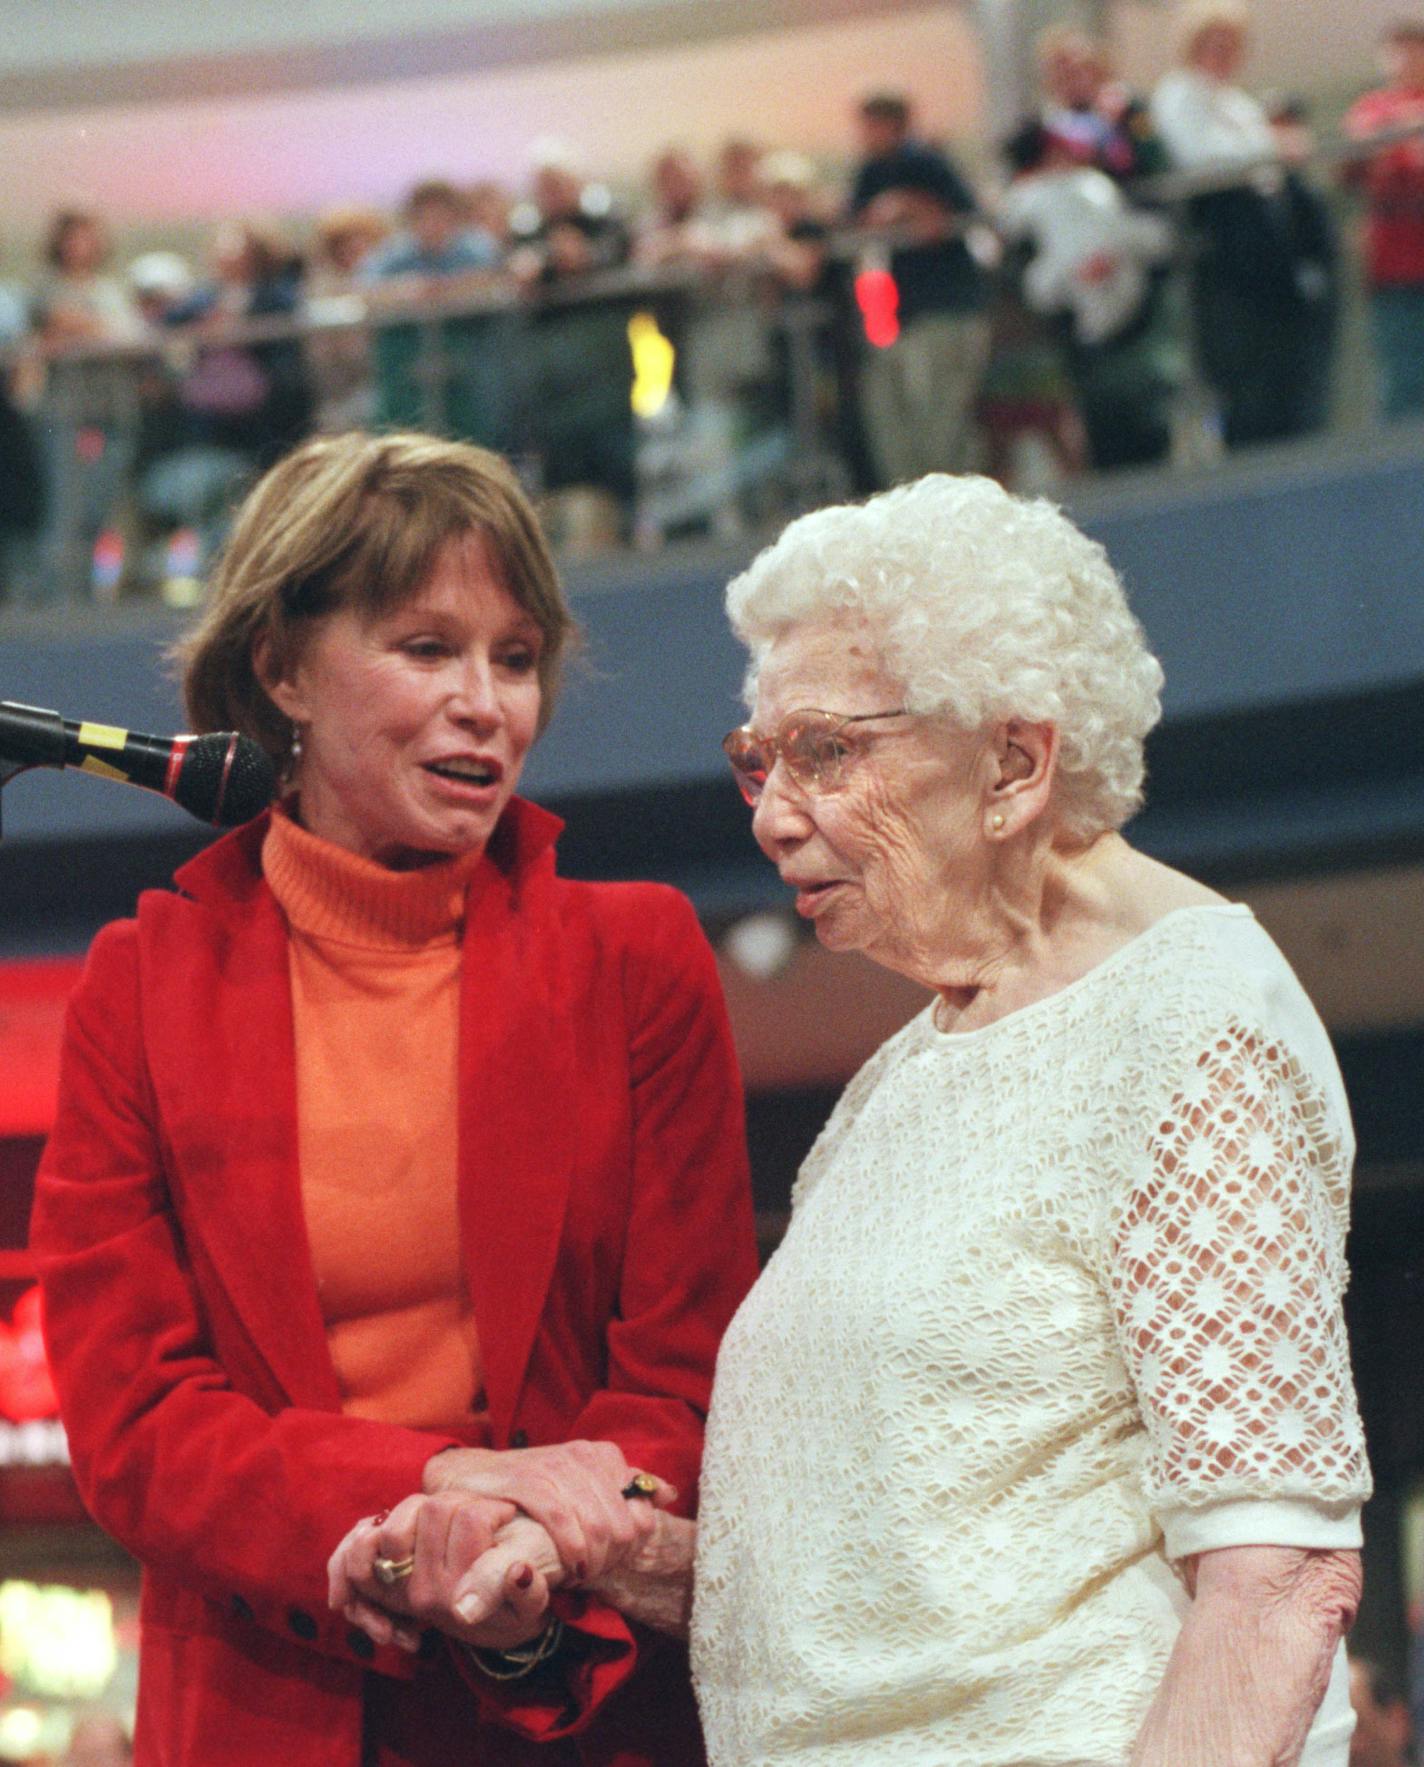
[
  {"left": 621, "top": 1472, "right": 659, "bottom": 1500},
  {"left": 373, "top": 1553, "right": 416, "bottom": 1587}
]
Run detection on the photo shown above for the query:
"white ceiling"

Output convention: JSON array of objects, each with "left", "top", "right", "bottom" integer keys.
[
  {"left": 0, "top": 0, "right": 1398, "bottom": 227},
  {"left": 0, "top": 0, "right": 938, "bottom": 107},
  {"left": 0, "top": 0, "right": 1396, "bottom": 91},
  {"left": 0, "top": 0, "right": 693, "bottom": 75},
  {"left": 0, "top": 6, "right": 981, "bottom": 224}
]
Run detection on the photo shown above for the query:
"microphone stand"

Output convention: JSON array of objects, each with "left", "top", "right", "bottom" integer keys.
[{"left": 0, "top": 757, "right": 28, "bottom": 841}]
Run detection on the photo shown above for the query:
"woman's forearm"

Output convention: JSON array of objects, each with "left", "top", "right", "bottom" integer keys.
[
  {"left": 1130, "top": 1546, "right": 1361, "bottom": 1767},
  {"left": 588, "top": 1513, "right": 697, "bottom": 1639}
]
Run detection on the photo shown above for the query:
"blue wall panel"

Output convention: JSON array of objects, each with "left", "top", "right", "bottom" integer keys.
[{"left": 2, "top": 432, "right": 1423, "bottom": 852}]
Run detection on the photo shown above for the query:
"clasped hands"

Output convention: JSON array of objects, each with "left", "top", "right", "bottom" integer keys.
[{"left": 327, "top": 1442, "right": 676, "bottom": 1655}]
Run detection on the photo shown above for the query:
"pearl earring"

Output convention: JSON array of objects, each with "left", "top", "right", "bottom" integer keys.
[{"left": 991, "top": 812, "right": 1005, "bottom": 832}]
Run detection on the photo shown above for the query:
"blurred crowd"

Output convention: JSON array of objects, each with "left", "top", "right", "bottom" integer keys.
[{"left": 1, "top": 0, "right": 1423, "bottom": 602}]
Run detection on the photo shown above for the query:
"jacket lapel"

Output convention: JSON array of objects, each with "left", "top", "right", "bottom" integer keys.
[
  {"left": 142, "top": 820, "right": 343, "bottom": 1411},
  {"left": 457, "top": 802, "right": 576, "bottom": 1442},
  {"left": 139, "top": 799, "right": 574, "bottom": 1427}
]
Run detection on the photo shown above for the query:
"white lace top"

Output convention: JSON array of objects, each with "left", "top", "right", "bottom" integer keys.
[{"left": 692, "top": 906, "right": 1371, "bottom": 1766}]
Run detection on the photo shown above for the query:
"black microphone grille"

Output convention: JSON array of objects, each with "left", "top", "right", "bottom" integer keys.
[{"left": 173, "top": 733, "right": 277, "bottom": 826}]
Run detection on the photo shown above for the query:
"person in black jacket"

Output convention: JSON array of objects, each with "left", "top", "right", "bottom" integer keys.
[
  {"left": 848, "top": 91, "right": 990, "bottom": 485},
  {"left": 0, "top": 383, "right": 44, "bottom": 602}
]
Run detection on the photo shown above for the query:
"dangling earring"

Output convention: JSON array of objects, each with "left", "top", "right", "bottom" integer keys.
[{"left": 285, "top": 721, "right": 304, "bottom": 788}]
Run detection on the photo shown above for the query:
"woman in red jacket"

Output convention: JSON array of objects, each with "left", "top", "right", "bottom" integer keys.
[{"left": 30, "top": 430, "right": 758, "bottom": 1766}]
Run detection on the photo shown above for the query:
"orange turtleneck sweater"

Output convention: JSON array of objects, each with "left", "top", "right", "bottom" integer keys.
[{"left": 263, "top": 808, "right": 486, "bottom": 1434}]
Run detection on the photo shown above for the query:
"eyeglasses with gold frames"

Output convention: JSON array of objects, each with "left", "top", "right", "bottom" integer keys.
[{"left": 721, "top": 706, "right": 911, "bottom": 805}]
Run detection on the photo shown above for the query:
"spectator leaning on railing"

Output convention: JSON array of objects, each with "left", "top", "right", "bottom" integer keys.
[
  {"left": 998, "top": 120, "right": 1176, "bottom": 472},
  {"left": 747, "top": 151, "right": 855, "bottom": 505},
  {"left": 1151, "top": 0, "right": 1338, "bottom": 449},
  {"left": 27, "top": 205, "right": 143, "bottom": 604},
  {"left": 466, "top": 180, "right": 515, "bottom": 256},
  {"left": 362, "top": 179, "right": 501, "bottom": 289},
  {"left": 1343, "top": 17, "right": 1424, "bottom": 421},
  {"left": 510, "top": 143, "right": 636, "bottom": 539},
  {"left": 122, "top": 247, "right": 235, "bottom": 576},
  {"left": 1263, "top": 94, "right": 1341, "bottom": 439},
  {"left": 635, "top": 147, "right": 710, "bottom": 265},
  {"left": 1037, "top": 24, "right": 1170, "bottom": 182},
  {"left": 359, "top": 179, "right": 505, "bottom": 445},
  {"left": 166, "top": 219, "right": 313, "bottom": 468},
  {"left": 306, "top": 206, "right": 389, "bottom": 433},
  {"left": 635, "top": 140, "right": 782, "bottom": 503},
  {"left": 847, "top": 90, "right": 990, "bottom": 487}
]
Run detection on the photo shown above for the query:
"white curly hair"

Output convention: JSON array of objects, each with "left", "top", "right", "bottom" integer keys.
[{"left": 725, "top": 475, "right": 1165, "bottom": 841}]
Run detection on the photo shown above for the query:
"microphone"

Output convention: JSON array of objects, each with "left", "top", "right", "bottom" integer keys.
[{"left": 0, "top": 701, "right": 276, "bottom": 827}]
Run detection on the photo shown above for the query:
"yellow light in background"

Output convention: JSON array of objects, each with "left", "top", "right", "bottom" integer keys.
[
  {"left": 0, "top": 1582, "right": 116, "bottom": 1699},
  {"left": 0, "top": 1709, "right": 41, "bottom": 1755},
  {"left": 0, "top": 1706, "right": 68, "bottom": 1764},
  {"left": 628, "top": 311, "right": 675, "bottom": 419}
]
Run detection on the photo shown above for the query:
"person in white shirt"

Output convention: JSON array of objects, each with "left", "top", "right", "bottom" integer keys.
[
  {"left": 997, "top": 120, "right": 1178, "bottom": 470},
  {"left": 690, "top": 474, "right": 1370, "bottom": 1765},
  {"left": 999, "top": 124, "right": 1171, "bottom": 349},
  {"left": 1150, "top": 1, "right": 1275, "bottom": 173},
  {"left": 1150, "top": 1, "right": 1335, "bottom": 446}
]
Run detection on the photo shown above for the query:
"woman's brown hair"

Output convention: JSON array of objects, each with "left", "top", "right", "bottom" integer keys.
[{"left": 177, "top": 431, "right": 576, "bottom": 768}]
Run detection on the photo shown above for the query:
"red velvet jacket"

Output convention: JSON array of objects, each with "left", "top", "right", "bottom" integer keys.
[{"left": 31, "top": 800, "right": 758, "bottom": 1766}]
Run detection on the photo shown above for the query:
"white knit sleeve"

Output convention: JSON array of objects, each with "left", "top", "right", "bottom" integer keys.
[{"left": 1105, "top": 1019, "right": 1371, "bottom": 1555}]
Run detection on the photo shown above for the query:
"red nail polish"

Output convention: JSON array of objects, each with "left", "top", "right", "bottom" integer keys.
[
  {"left": 514, "top": 1565, "right": 534, "bottom": 1590},
  {"left": 372, "top": 1510, "right": 390, "bottom": 1526}
]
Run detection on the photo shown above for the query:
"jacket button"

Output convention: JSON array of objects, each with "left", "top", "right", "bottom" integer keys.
[
  {"left": 287, "top": 1607, "right": 318, "bottom": 1641},
  {"left": 229, "top": 1594, "right": 254, "bottom": 1623},
  {"left": 347, "top": 1627, "right": 376, "bottom": 1661},
  {"left": 509, "top": 1429, "right": 529, "bottom": 1448}
]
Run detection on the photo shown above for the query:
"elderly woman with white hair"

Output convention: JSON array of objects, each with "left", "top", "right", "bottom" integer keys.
[
  {"left": 686, "top": 474, "right": 1371, "bottom": 1765},
  {"left": 336, "top": 476, "right": 1370, "bottom": 1763}
]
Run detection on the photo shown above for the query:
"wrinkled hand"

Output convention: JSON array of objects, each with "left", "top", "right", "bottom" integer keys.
[
  {"left": 423, "top": 1441, "right": 675, "bottom": 1584},
  {"left": 586, "top": 1508, "right": 699, "bottom": 1640},
  {"left": 327, "top": 1490, "right": 555, "bottom": 1652}
]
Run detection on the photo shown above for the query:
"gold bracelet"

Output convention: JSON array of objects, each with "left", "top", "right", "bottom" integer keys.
[{"left": 465, "top": 1617, "right": 564, "bottom": 1681}]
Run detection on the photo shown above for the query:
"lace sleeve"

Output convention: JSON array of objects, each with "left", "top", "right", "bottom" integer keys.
[{"left": 1106, "top": 1020, "right": 1371, "bottom": 1542}]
